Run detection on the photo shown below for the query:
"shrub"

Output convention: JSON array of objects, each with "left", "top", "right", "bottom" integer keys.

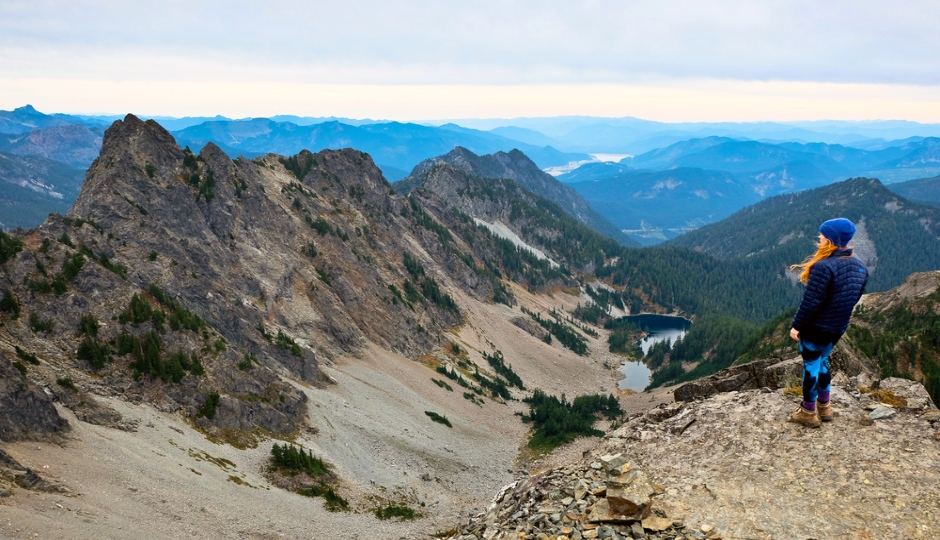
[
  {"left": 121, "top": 330, "right": 201, "bottom": 382},
  {"left": 279, "top": 155, "right": 314, "bottom": 181},
  {"left": 15, "top": 346, "right": 39, "bottom": 365},
  {"left": 61, "top": 253, "right": 85, "bottom": 281},
  {"left": 403, "top": 252, "right": 425, "bottom": 278},
  {"left": 297, "top": 484, "right": 349, "bottom": 512},
  {"left": 484, "top": 350, "right": 524, "bottom": 389},
  {"left": 275, "top": 330, "right": 302, "bottom": 357},
  {"left": 374, "top": 504, "right": 417, "bottom": 521},
  {"left": 197, "top": 392, "right": 220, "bottom": 419},
  {"left": 0, "top": 289, "right": 21, "bottom": 318},
  {"left": 28, "top": 312, "right": 54, "bottom": 333},
  {"left": 315, "top": 267, "right": 332, "bottom": 285},
  {"left": 148, "top": 250, "right": 158, "bottom": 261},
  {"left": 431, "top": 378, "right": 453, "bottom": 391},
  {"left": 525, "top": 308, "right": 588, "bottom": 356},
  {"left": 79, "top": 314, "right": 99, "bottom": 337},
  {"left": 308, "top": 216, "right": 332, "bottom": 235},
  {"left": 237, "top": 353, "right": 255, "bottom": 371},
  {"left": 119, "top": 293, "right": 155, "bottom": 325},
  {"left": 271, "top": 443, "right": 329, "bottom": 477},
  {"left": 424, "top": 410, "right": 452, "bottom": 428},
  {"left": 145, "top": 163, "right": 156, "bottom": 178},
  {"left": 78, "top": 337, "right": 111, "bottom": 369},
  {"left": 0, "top": 231, "right": 23, "bottom": 264},
  {"left": 147, "top": 285, "right": 205, "bottom": 332},
  {"left": 56, "top": 376, "right": 76, "bottom": 390}
]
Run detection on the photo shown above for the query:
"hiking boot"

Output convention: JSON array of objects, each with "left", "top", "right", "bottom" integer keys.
[
  {"left": 788, "top": 405, "right": 821, "bottom": 428},
  {"left": 817, "top": 400, "right": 834, "bottom": 422}
]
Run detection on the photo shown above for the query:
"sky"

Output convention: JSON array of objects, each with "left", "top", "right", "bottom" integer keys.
[{"left": 2, "top": 0, "right": 940, "bottom": 122}]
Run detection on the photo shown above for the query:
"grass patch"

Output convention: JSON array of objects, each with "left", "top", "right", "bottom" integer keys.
[
  {"left": 866, "top": 388, "right": 908, "bottom": 408},
  {"left": 297, "top": 485, "right": 349, "bottom": 512},
  {"left": 374, "top": 504, "right": 417, "bottom": 521},
  {"left": 783, "top": 385, "right": 802, "bottom": 397}
]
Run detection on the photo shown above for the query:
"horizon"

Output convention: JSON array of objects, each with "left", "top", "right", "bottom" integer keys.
[{"left": 7, "top": 102, "right": 940, "bottom": 128}]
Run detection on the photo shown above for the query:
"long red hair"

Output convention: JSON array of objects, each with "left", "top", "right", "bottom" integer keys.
[{"left": 790, "top": 235, "right": 839, "bottom": 284}]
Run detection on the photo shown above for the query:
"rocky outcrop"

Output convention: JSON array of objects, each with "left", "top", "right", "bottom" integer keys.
[
  {"left": 457, "top": 379, "right": 940, "bottom": 539},
  {"left": 0, "top": 352, "right": 68, "bottom": 442},
  {"left": 673, "top": 356, "right": 802, "bottom": 401}
]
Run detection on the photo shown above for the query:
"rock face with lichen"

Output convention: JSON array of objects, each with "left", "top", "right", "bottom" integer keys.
[{"left": 0, "top": 351, "right": 68, "bottom": 442}]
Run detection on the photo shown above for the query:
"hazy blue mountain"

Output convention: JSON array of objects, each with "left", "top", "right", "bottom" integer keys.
[
  {"left": 628, "top": 138, "right": 848, "bottom": 178},
  {"left": 450, "top": 116, "right": 940, "bottom": 153},
  {"left": 668, "top": 177, "right": 940, "bottom": 292},
  {"left": 173, "top": 118, "right": 588, "bottom": 180},
  {"left": 487, "top": 126, "right": 560, "bottom": 147},
  {"left": 563, "top": 167, "right": 756, "bottom": 245},
  {"left": 888, "top": 175, "right": 940, "bottom": 206},
  {"left": 0, "top": 152, "right": 84, "bottom": 229},
  {"left": 0, "top": 104, "right": 105, "bottom": 134}
]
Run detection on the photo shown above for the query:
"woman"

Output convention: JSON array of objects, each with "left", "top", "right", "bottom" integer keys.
[{"left": 788, "top": 217, "right": 869, "bottom": 428}]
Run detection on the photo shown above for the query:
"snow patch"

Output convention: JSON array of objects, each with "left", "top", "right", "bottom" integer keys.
[{"left": 473, "top": 218, "right": 558, "bottom": 267}]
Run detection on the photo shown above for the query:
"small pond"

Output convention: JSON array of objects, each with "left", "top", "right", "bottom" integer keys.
[{"left": 616, "top": 314, "right": 691, "bottom": 391}]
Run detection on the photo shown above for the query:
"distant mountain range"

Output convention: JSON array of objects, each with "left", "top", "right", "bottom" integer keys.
[
  {"left": 171, "top": 119, "right": 587, "bottom": 181},
  {"left": 558, "top": 136, "right": 940, "bottom": 243},
  {"left": 450, "top": 115, "right": 940, "bottom": 154}
]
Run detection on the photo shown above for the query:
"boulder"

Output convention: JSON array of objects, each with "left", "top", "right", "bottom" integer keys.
[
  {"left": 674, "top": 357, "right": 802, "bottom": 401},
  {"left": 0, "top": 353, "right": 68, "bottom": 441},
  {"left": 877, "top": 378, "right": 936, "bottom": 410}
]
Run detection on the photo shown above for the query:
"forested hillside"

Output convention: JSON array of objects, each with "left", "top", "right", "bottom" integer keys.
[{"left": 669, "top": 178, "right": 940, "bottom": 292}]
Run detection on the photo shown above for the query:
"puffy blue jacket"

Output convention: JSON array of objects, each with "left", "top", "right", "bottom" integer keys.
[{"left": 791, "top": 248, "right": 869, "bottom": 343}]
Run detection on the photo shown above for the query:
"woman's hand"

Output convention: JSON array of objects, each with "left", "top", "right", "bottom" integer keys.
[{"left": 790, "top": 327, "right": 800, "bottom": 341}]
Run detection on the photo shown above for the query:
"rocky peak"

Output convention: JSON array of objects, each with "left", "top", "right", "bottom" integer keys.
[
  {"left": 406, "top": 147, "right": 633, "bottom": 245},
  {"left": 12, "top": 104, "right": 40, "bottom": 116}
]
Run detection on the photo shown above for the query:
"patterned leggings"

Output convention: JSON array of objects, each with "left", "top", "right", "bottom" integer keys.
[{"left": 799, "top": 339, "right": 834, "bottom": 407}]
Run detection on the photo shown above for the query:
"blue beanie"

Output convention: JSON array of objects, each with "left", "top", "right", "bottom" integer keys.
[{"left": 819, "top": 218, "right": 856, "bottom": 246}]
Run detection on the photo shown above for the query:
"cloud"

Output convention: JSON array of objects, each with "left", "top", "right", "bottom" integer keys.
[
  {"left": 2, "top": 1, "right": 939, "bottom": 120},
  {"left": 1, "top": 0, "right": 939, "bottom": 85}
]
